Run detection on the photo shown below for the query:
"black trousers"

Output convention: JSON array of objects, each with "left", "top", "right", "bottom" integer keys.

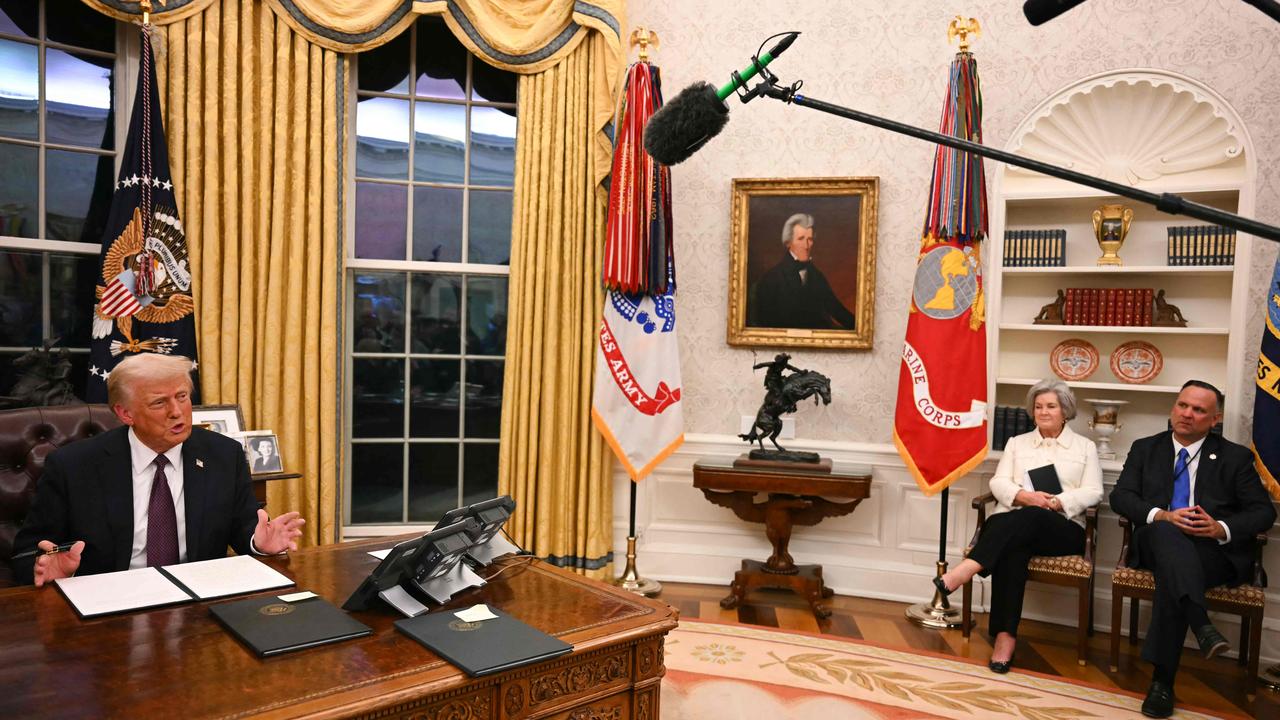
[
  {"left": 1133, "top": 521, "right": 1235, "bottom": 680},
  {"left": 970, "top": 506, "right": 1085, "bottom": 637}
]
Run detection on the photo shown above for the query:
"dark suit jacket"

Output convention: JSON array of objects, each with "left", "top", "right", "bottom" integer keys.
[
  {"left": 12, "top": 426, "right": 258, "bottom": 585},
  {"left": 750, "top": 254, "right": 856, "bottom": 330},
  {"left": 1109, "top": 430, "right": 1276, "bottom": 583}
]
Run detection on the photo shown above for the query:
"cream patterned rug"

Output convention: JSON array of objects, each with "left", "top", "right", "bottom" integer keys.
[{"left": 662, "top": 621, "right": 1234, "bottom": 719}]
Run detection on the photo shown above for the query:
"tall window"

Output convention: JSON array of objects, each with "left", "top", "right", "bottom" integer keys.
[
  {"left": 0, "top": 0, "right": 123, "bottom": 401},
  {"left": 347, "top": 17, "right": 516, "bottom": 531}
]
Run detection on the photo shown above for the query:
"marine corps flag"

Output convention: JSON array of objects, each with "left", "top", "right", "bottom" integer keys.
[
  {"left": 1253, "top": 255, "right": 1280, "bottom": 500},
  {"left": 87, "top": 28, "right": 198, "bottom": 401},
  {"left": 893, "top": 48, "right": 989, "bottom": 495},
  {"left": 592, "top": 61, "right": 683, "bottom": 480}
]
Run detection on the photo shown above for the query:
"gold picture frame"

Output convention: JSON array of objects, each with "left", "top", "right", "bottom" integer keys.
[{"left": 728, "top": 177, "right": 878, "bottom": 349}]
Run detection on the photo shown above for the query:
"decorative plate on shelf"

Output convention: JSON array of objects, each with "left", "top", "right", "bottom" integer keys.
[
  {"left": 1110, "top": 340, "right": 1163, "bottom": 384},
  {"left": 1050, "top": 338, "right": 1099, "bottom": 381}
]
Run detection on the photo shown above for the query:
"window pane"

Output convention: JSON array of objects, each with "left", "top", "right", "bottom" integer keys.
[
  {"left": 466, "top": 189, "right": 511, "bottom": 265},
  {"left": 352, "top": 271, "right": 405, "bottom": 352},
  {"left": 465, "top": 276, "right": 506, "bottom": 355},
  {"left": 46, "top": 147, "right": 105, "bottom": 241},
  {"left": 408, "top": 443, "right": 458, "bottom": 521},
  {"left": 46, "top": 0, "right": 114, "bottom": 53},
  {"left": 353, "top": 181, "right": 407, "bottom": 260},
  {"left": 411, "top": 185, "right": 461, "bottom": 262},
  {"left": 0, "top": 249, "right": 41, "bottom": 346},
  {"left": 351, "top": 358, "right": 404, "bottom": 438},
  {"left": 465, "top": 360, "right": 502, "bottom": 438},
  {"left": 410, "top": 359, "right": 459, "bottom": 437},
  {"left": 356, "top": 96, "right": 410, "bottom": 180},
  {"left": 415, "top": 19, "right": 465, "bottom": 100},
  {"left": 413, "top": 101, "right": 465, "bottom": 184},
  {"left": 350, "top": 443, "right": 403, "bottom": 523},
  {"left": 46, "top": 48, "right": 113, "bottom": 149},
  {"left": 462, "top": 444, "right": 498, "bottom": 506},
  {"left": 469, "top": 106, "right": 515, "bottom": 187},
  {"left": 409, "top": 273, "right": 461, "bottom": 353},
  {"left": 0, "top": 1, "right": 37, "bottom": 39},
  {"left": 0, "top": 141, "right": 38, "bottom": 237},
  {"left": 0, "top": 38, "right": 38, "bottom": 140},
  {"left": 472, "top": 59, "right": 516, "bottom": 104},
  {"left": 357, "top": 29, "right": 409, "bottom": 94},
  {"left": 49, "top": 253, "right": 98, "bottom": 346}
]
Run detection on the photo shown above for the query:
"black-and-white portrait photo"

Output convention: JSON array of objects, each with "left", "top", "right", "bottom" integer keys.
[{"left": 244, "top": 434, "right": 283, "bottom": 474}]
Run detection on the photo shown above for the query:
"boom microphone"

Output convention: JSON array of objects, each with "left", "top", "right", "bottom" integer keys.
[
  {"left": 643, "top": 32, "right": 800, "bottom": 166},
  {"left": 1022, "top": 0, "right": 1088, "bottom": 25}
]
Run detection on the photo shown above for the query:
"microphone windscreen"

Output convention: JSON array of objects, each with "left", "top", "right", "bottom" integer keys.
[
  {"left": 643, "top": 82, "right": 729, "bottom": 166},
  {"left": 1022, "top": 0, "right": 1087, "bottom": 26}
]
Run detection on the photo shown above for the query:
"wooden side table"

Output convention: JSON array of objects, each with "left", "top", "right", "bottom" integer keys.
[{"left": 692, "top": 458, "right": 872, "bottom": 619}]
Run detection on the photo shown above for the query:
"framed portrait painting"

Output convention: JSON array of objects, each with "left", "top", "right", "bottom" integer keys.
[
  {"left": 727, "top": 177, "right": 878, "bottom": 349},
  {"left": 242, "top": 432, "right": 284, "bottom": 475},
  {"left": 191, "top": 404, "right": 245, "bottom": 437}
]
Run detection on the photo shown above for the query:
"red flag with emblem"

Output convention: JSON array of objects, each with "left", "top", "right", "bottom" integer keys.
[{"left": 893, "top": 50, "right": 989, "bottom": 496}]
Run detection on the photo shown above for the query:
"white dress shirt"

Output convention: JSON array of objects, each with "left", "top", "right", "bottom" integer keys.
[
  {"left": 989, "top": 425, "right": 1104, "bottom": 528},
  {"left": 127, "top": 429, "right": 187, "bottom": 569}
]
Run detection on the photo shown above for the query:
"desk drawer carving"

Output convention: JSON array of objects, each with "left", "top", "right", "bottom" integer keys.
[
  {"left": 379, "top": 686, "right": 491, "bottom": 720},
  {"left": 634, "top": 637, "right": 664, "bottom": 681},
  {"left": 547, "top": 692, "right": 628, "bottom": 720},
  {"left": 503, "top": 646, "right": 632, "bottom": 718}
]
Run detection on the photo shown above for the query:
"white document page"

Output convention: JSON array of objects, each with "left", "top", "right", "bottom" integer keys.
[
  {"left": 368, "top": 548, "right": 392, "bottom": 560},
  {"left": 55, "top": 567, "right": 194, "bottom": 617},
  {"left": 160, "top": 555, "right": 294, "bottom": 600}
]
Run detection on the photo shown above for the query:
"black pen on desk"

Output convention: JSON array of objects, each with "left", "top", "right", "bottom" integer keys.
[{"left": 11, "top": 542, "right": 77, "bottom": 561}]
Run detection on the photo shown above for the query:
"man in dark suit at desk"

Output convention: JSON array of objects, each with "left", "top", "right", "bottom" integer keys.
[
  {"left": 750, "top": 213, "right": 856, "bottom": 330},
  {"left": 1110, "top": 380, "right": 1275, "bottom": 718},
  {"left": 12, "top": 353, "right": 305, "bottom": 586}
]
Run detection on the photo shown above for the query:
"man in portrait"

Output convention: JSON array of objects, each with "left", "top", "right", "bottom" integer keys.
[{"left": 749, "top": 213, "right": 856, "bottom": 330}]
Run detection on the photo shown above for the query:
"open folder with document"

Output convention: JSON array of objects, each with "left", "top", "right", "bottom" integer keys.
[{"left": 54, "top": 555, "right": 294, "bottom": 618}]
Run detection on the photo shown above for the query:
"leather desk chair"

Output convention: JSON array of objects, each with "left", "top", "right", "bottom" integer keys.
[{"left": 0, "top": 404, "right": 120, "bottom": 587}]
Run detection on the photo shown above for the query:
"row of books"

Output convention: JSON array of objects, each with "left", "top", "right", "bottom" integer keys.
[
  {"left": 993, "top": 405, "right": 1033, "bottom": 451},
  {"left": 1061, "top": 287, "right": 1154, "bottom": 326},
  {"left": 1003, "top": 229, "right": 1066, "bottom": 267},
  {"left": 1167, "top": 225, "right": 1235, "bottom": 266}
]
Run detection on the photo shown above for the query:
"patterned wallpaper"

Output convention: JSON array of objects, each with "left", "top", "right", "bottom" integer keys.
[{"left": 626, "top": 0, "right": 1280, "bottom": 444}]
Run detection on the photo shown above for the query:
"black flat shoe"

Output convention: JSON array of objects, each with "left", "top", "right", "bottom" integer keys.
[
  {"left": 988, "top": 652, "right": 1014, "bottom": 674},
  {"left": 1141, "top": 680, "right": 1175, "bottom": 718},
  {"left": 932, "top": 575, "right": 952, "bottom": 598}
]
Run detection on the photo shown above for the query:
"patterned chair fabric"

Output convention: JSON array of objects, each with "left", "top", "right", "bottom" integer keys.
[{"left": 0, "top": 404, "right": 120, "bottom": 587}]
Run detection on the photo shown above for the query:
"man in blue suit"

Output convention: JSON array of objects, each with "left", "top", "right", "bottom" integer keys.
[{"left": 1110, "top": 380, "right": 1275, "bottom": 718}]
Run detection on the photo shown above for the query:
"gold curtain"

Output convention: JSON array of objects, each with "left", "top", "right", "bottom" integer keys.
[
  {"left": 498, "top": 31, "right": 615, "bottom": 578},
  {"left": 153, "top": 0, "right": 344, "bottom": 547}
]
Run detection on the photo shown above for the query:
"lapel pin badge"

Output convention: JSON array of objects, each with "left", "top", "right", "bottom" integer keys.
[
  {"left": 196, "top": 459, "right": 205, "bottom": 468},
  {"left": 1208, "top": 453, "right": 1216, "bottom": 461}
]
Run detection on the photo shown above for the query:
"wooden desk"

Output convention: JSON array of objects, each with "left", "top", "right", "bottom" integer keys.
[
  {"left": 0, "top": 537, "right": 677, "bottom": 719},
  {"left": 693, "top": 458, "right": 871, "bottom": 619}
]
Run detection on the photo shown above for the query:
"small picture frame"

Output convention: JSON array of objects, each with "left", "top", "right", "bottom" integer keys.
[
  {"left": 242, "top": 432, "right": 283, "bottom": 475},
  {"left": 192, "top": 404, "right": 245, "bottom": 437}
]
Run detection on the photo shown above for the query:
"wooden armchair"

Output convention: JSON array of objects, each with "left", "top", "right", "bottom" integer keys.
[
  {"left": 1109, "top": 516, "right": 1266, "bottom": 677},
  {"left": 961, "top": 493, "right": 1099, "bottom": 665}
]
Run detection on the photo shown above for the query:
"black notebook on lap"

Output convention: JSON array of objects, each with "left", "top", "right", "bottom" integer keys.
[
  {"left": 210, "top": 595, "right": 372, "bottom": 657},
  {"left": 1028, "top": 464, "right": 1064, "bottom": 495},
  {"left": 395, "top": 607, "right": 573, "bottom": 677}
]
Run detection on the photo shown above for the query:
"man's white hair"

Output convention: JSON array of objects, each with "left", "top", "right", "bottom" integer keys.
[
  {"left": 107, "top": 353, "right": 195, "bottom": 407},
  {"left": 780, "top": 213, "right": 815, "bottom": 246}
]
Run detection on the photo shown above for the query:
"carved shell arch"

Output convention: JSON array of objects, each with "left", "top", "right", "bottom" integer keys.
[{"left": 1005, "top": 69, "right": 1251, "bottom": 187}]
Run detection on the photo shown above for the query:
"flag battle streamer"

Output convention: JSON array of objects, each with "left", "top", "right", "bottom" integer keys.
[
  {"left": 87, "top": 28, "right": 199, "bottom": 401},
  {"left": 1253, "top": 255, "right": 1280, "bottom": 500},
  {"left": 893, "top": 51, "right": 989, "bottom": 496},
  {"left": 592, "top": 62, "right": 683, "bottom": 480}
]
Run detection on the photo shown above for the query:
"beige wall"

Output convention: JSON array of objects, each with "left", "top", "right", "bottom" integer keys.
[{"left": 626, "top": 0, "right": 1280, "bottom": 443}]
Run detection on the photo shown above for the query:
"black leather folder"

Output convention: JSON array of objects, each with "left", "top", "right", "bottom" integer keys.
[
  {"left": 1028, "top": 464, "right": 1064, "bottom": 495},
  {"left": 210, "top": 595, "right": 372, "bottom": 657},
  {"left": 395, "top": 607, "right": 573, "bottom": 677}
]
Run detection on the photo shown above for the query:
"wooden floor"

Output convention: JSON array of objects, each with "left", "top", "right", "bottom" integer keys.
[{"left": 658, "top": 581, "right": 1280, "bottom": 719}]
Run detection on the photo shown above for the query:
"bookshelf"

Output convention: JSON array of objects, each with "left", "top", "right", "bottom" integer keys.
[{"left": 988, "top": 69, "right": 1256, "bottom": 461}]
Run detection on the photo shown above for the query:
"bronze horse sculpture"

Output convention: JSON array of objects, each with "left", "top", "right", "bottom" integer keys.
[{"left": 740, "top": 361, "right": 832, "bottom": 453}]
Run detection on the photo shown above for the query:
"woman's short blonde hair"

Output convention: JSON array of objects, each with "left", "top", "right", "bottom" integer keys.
[
  {"left": 1025, "top": 378, "right": 1077, "bottom": 421},
  {"left": 106, "top": 353, "right": 195, "bottom": 407}
]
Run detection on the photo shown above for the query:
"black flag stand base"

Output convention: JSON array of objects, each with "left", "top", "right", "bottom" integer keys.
[
  {"left": 906, "top": 487, "right": 963, "bottom": 629},
  {"left": 614, "top": 481, "right": 662, "bottom": 598},
  {"left": 1259, "top": 664, "right": 1280, "bottom": 691}
]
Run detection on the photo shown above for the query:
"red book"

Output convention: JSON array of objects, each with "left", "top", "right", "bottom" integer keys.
[{"left": 1065, "top": 288, "right": 1077, "bottom": 325}]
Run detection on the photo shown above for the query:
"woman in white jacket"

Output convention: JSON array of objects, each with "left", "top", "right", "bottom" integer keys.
[{"left": 934, "top": 378, "right": 1103, "bottom": 673}]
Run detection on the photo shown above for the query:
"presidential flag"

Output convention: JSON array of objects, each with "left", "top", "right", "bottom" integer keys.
[
  {"left": 892, "top": 49, "right": 989, "bottom": 495},
  {"left": 592, "top": 61, "right": 682, "bottom": 480},
  {"left": 1253, "top": 255, "right": 1280, "bottom": 500},
  {"left": 87, "top": 27, "right": 198, "bottom": 401}
]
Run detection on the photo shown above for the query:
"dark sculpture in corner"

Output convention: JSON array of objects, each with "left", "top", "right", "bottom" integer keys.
[
  {"left": 739, "top": 352, "right": 832, "bottom": 462},
  {"left": 5, "top": 339, "right": 78, "bottom": 409}
]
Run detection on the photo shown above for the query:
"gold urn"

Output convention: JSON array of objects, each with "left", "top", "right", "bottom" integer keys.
[{"left": 1092, "top": 203, "right": 1133, "bottom": 266}]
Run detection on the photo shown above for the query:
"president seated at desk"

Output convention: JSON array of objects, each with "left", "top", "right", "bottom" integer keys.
[{"left": 11, "top": 353, "right": 305, "bottom": 586}]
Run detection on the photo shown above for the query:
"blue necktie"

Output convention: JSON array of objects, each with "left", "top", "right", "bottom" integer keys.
[{"left": 1171, "top": 448, "right": 1191, "bottom": 510}]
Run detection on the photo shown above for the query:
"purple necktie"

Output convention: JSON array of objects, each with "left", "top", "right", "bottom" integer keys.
[{"left": 146, "top": 455, "right": 179, "bottom": 567}]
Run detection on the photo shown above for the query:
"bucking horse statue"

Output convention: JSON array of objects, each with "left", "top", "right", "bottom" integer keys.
[{"left": 739, "top": 353, "right": 832, "bottom": 461}]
